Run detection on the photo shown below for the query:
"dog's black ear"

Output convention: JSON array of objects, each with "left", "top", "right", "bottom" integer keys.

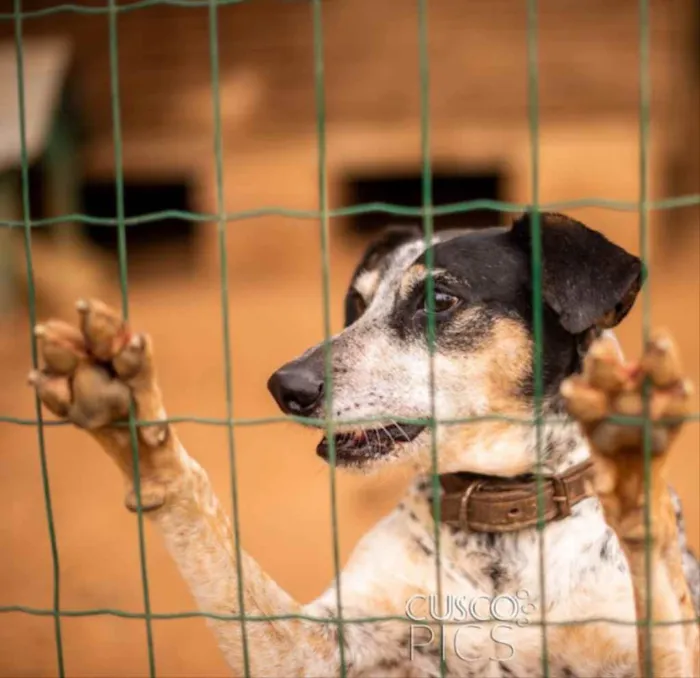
[
  {"left": 510, "top": 212, "right": 644, "bottom": 334},
  {"left": 358, "top": 224, "right": 423, "bottom": 271},
  {"left": 345, "top": 225, "right": 422, "bottom": 326}
]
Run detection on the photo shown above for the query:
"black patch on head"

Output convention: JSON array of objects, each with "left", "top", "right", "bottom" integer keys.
[
  {"left": 390, "top": 228, "right": 520, "bottom": 346},
  {"left": 344, "top": 225, "right": 421, "bottom": 327},
  {"left": 383, "top": 214, "right": 642, "bottom": 402},
  {"left": 510, "top": 212, "right": 644, "bottom": 334},
  {"left": 395, "top": 227, "right": 568, "bottom": 395}
]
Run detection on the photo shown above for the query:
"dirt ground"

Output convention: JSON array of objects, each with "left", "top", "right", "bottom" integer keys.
[{"left": 0, "top": 220, "right": 698, "bottom": 677}]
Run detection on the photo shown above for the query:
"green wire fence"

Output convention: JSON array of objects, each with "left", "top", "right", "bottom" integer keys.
[{"left": 1, "top": 1, "right": 700, "bottom": 678}]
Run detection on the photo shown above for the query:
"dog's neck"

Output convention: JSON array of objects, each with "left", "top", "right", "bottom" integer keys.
[
  {"left": 447, "top": 418, "right": 591, "bottom": 479},
  {"left": 531, "top": 411, "right": 591, "bottom": 476},
  {"left": 442, "top": 329, "right": 623, "bottom": 480},
  {"left": 421, "top": 422, "right": 592, "bottom": 535}
]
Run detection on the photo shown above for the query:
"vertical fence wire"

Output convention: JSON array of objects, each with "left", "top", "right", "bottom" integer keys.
[
  {"left": 206, "top": 1, "right": 252, "bottom": 676},
  {"left": 525, "top": 1, "right": 550, "bottom": 676},
  {"left": 638, "top": 0, "right": 655, "bottom": 674},
  {"left": 106, "top": 1, "right": 157, "bottom": 675},
  {"left": 416, "top": 1, "right": 446, "bottom": 674},
  {"left": 12, "top": 2, "right": 65, "bottom": 675},
  {"left": 311, "top": 1, "right": 347, "bottom": 674}
]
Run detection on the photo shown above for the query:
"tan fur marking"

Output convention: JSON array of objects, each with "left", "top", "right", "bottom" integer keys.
[
  {"left": 354, "top": 269, "right": 381, "bottom": 301},
  {"left": 430, "top": 317, "right": 534, "bottom": 476},
  {"left": 398, "top": 264, "right": 429, "bottom": 299}
]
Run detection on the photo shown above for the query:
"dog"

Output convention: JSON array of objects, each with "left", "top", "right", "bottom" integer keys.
[{"left": 28, "top": 212, "right": 699, "bottom": 677}]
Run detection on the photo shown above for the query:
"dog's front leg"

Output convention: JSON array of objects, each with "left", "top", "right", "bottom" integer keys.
[
  {"left": 28, "top": 299, "right": 342, "bottom": 677},
  {"left": 562, "top": 332, "right": 699, "bottom": 678}
]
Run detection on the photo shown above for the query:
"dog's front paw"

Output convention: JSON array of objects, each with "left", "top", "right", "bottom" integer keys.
[
  {"left": 561, "top": 331, "right": 692, "bottom": 458},
  {"left": 560, "top": 331, "right": 693, "bottom": 539},
  {"left": 28, "top": 299, "right": 176, "bottom": 511}
]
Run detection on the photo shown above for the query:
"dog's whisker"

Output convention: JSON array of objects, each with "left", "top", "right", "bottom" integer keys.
[
  {"left": 371, "top": 427, "right": 380, "bottom": 454},
  {"left": 392, "top": 420, "right": 411, "bottom": 443}
]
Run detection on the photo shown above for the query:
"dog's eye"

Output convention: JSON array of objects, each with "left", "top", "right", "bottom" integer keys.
[
  {"left": 344, "top": 289, "right": 368, "bottom": 327},
  {"left": 425, "top": 291, "right": 460, "bottom": 315},
  {"left": 353, "top": 292, "right": 367, "bottom": 317}
]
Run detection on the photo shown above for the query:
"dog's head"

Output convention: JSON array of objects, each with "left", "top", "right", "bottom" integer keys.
[{"left": 268, "top": 213, "right": 643, "bottom": 475}]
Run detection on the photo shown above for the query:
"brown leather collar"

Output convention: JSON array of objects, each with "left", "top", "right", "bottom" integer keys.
[{"left": 435, "top": 460, "right": 593, "bottom": 534}]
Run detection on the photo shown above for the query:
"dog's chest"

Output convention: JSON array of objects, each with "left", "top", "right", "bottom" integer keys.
[
  {"left": 416, "top": 527, "right": 636, "bottom": 677},
  {"left": 343, "top": 497, "right": 639, "bottom": 678}
]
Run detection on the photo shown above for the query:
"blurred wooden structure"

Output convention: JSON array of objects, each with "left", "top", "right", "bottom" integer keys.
[
  {"left": 0, "top": 2, "right": 697, "bottom": 676},
  {"left": 0, "top": 37, "right": 88, "bottom": 315}
]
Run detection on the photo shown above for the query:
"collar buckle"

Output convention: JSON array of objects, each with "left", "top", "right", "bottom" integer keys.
[
  {"left": 551, "top": 474, "right": 572, "bottom": 519},
  {"left": 458, "top": 481, "right": 484, "bottom": 532}
]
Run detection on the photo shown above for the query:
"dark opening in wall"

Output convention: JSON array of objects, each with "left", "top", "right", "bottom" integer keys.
[
  {"left": 27, "top": 160, "right": 49, "bottom": 235},
  {"left": 80, "top": 178, "right": 196, "bottom": 275},
  {"left": 344, "top": 169, "right": 505, "bottom": 236}
]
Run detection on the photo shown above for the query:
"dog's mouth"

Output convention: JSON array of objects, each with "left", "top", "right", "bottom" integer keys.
[{"left": 316, "top": 423, "right": 425, "bottom": 465}]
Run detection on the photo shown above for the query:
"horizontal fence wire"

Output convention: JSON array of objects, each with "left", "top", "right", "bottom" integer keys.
[
  {"left": 1, "top": 605, "right": 698, "bottom": 628},
  {"left": 2, "top": 0, "right": 700, "bottom": 675},
  {"left": 1, "top": 196, "right": 700, "bottom": 230},
  {"left": 0, "top": 0, "right": 248, "bottom": 20},
  {"left": 2, "top": 413, "right": 699, "bottom": 427}
]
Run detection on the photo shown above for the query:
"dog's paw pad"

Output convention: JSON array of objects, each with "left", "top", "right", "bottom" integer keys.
[
  {"left": 28, "top": 370, "right": 72, "bottom": 418},
  {"left": 78, "top": 298, "right": 130, "bottom": 362},
  {"left": 68, "top": 365, "right": 131, "bottom": 430},
  {"left": 113, "top": 332, "right": 149, "bottom": 381},
  {"left": 584, "top": 338, "right": 629, "bottom": 392},
  {"left": 560, "top": 376, "right": 608, "bottom": 423},
  {"left": 35, "top": 320, "right": 87, "bottom": 375},
  {"left": 640, "top": 329, "right": 684, "bottom": 388},
  {"left": 124, "top": 483, "right": 167, "bottom": 512}
]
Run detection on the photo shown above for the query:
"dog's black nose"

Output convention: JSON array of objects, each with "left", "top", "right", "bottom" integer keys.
[{"left": 267, "top": 364, "right": 325, "bottom": 416}]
